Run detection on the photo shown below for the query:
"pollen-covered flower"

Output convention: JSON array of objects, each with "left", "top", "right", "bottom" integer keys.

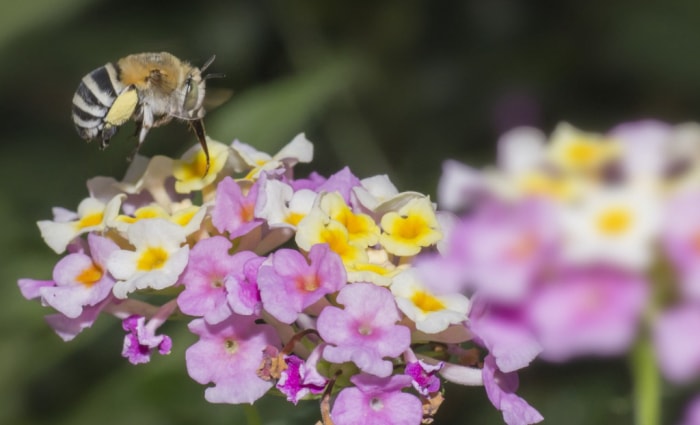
[
  {"left": 379, "top": 195, "right": 442, "bottom": 256},
  {"left": 318, "top": 283, "right": 410, "bottom": 377},
  {"left": 107, "top": 218, "right": 190, "bottom": 299}
]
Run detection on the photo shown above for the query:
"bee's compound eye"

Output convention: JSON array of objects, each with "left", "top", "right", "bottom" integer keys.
[{"left": 183, "top": 77, "right": 199, "bottom": 112}]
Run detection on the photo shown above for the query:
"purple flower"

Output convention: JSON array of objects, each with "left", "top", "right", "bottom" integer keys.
[
  {"left": 38, "top": 233, "right": 117, "bottom": 318},
  {"left": 45, "top": 298, "right": 110, "bottom": 341},
  {"left": 178, "top": 236, "right": 261, "bottom": 323},
  {"left": 185, "top": 314, "right": 280, "bottom": 404},
  {"left": 318, "top": 283, "right": 410, "bottom": 377},
  {"left": 258, "top": 244, "right": 346, "bottom": 324},
  {"left": 679, "top": 396, "right": 700, "bottom": 425},
  {"left": 211, "top": 177, "right": 262, "bottom": 240},
  {"left": 405, "top": 359, "right": 442, "bottom": 396},
  {"left": 316, "top": 167, "right": 361, "bottom": 205},
  {"left": 419, "top": 199, "right": 557, "bottom": 301},
  {"left": 653, "top": 304, "right": 700, "bottom": 384},
  {"left": 469, "top": 300, "right": 542, "bottom": 373},
  {"left": 483, "top": 355, "right": 543, "bottom": 425},
  {"left": 331, "top": 373, "right": 422, "bottom": 425},
  {"left": 276, "top": 347, "right": 328, "bottom": 404},
  {"left": 122, "top": 315, "right": 172, "bottom": 365},
  {"left": 527, "top": 267, "right": 648, "bottom": 361},
  {"left": 226, "top": 255, "right": 265, "bottom": 316}
]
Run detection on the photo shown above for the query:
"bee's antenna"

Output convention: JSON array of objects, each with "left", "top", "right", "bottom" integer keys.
[
  {"left": 200, "top": 54, "right": 216, "bottom": 73},
  {"left": 204, "top": 73, "right": 226, "bottom": 80}
]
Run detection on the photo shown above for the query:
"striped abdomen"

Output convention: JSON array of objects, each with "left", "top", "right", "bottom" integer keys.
[{"left": 72, "top": 62, "right": 126, "bottom": 148}]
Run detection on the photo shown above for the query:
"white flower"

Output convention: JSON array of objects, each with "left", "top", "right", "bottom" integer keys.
[
  {"left": 230, "top": 133, "right": 313, "bottom": 179},
  {"left": 255, "top": 178, "right": 316, "bottom": 229},
  {"left": 390, "top": 269, "right": 470, "bottom": 334},
  {"left": 38, "top": 195, "right": 123, "bottom": 254},
  {"left": 557, "top": 186, "right": 661, "bottom": 269},
  {"left": 107, "top": 219, "right": 189, "bottom": 299}
]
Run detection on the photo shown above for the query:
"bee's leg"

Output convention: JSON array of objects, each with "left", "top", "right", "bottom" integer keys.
[
  {"left": 127, "top": 107, "right": 153, "bottom": 162},
  {"left": 189, "top": 119, "right": 210, "bottom": 176}
]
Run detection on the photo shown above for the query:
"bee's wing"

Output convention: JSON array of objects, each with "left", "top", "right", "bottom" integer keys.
[{"left": 203, "top": 88, "right": 233, "bottom": 111}]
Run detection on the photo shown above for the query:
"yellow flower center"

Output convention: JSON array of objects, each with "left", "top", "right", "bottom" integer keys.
[
  {"left": 76, "top": 264, "right": 103, "bottom": 287},
  {"left": 137, "top": 246, "right": 169, "bottom": 271},
  {"left": 295, "top": 273, "right": 320, "bottom": 292},
  {"left": 77, "top": 212, "right": 103, "bottom": 229},
  {"left": 390, "top": 214, "right": 428, "bottom": 240},
  {"left": 224, "top": 338, "right": 239, "bottom": 354},
  {"left": 597, "top": 207, "right": 633, "bottom": 236},
  {"left": 285, "top": 212, "right": 305, "bottom": 227},
  {"left": 411, "top": 290, "right": 446, "bottom": 313},
  {"left": 565, "top": 141, "right": 598, "bottom": 167}
]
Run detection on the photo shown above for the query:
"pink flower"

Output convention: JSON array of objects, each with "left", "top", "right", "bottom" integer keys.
[
  {"left": 482, "top": 355, "right": 543, "bottom": 425},
  {"left": 405, "top": 359, "right": 442, "bottom": 396},
  {"left": 527, "top": 267, "right": 648, "bottom": 361},
  {"left": 39, "top": 233, "right": 118, "bottom": 318},
  {"left": 211, "top": 177, "right": 262, "bottom": 240},
  {"left": 122, "top": 315, "right": 172, "bottom": 364},
  {"left": 318, "top": 283, "right": 410, "bottom": 377},
  {"left": 331, "top": 373, "right": 422, "bottom": 425},
  {"left": 178, "top": 236, "right": 261, "bottom": 323},
  {"left": 185, "top": 314, "right": 280, "bottom": 404},
  {"left": 662, "top": 190, "right": 700, "bottom": 302},
  {"left": 276, "top": 347, "right": 328, "bottom": 404},
  {"left": 258, "top": 244, "right": 346, "bottom": 324},
  {"left": 653, "top": 304, "right": 700, "bottom": 384}
]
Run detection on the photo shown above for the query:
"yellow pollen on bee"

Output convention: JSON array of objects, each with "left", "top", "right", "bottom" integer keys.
[
  {"left": 411, "top": 290, "right": 446, "bottom": 313},
  {"left": 597, "top": 207, "right": 633, "bottom": 236},
  {"left": 137, "top": 246, "right": 169, "bottom": 271},
  {"left": 76, "top": 264, "right": 103, "bottom": 287},
  {"left": 77, "top": 212, "right": 104, "bottom": 229}
]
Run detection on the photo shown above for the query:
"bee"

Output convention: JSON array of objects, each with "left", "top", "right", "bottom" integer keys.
[{"left": 71, "top": 52, "right": 221, "bottom": 173}]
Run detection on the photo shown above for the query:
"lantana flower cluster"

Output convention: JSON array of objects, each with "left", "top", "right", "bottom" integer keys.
[
  {"left": 19, "top": 120, "right": 700, "bottom": 424},
  {"left": 428, "top": 121, "right": 700, "bottom": 424},
  {"left": 19, "top": 133, "right": 480, "bottom": 425}
]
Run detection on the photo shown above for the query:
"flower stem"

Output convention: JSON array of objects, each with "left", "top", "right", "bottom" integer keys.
[
  {"left": 243, "top": 404, "right": 262, "bottom": 425},
  {"left": 631, "top": 335, "right": 660, "bottom": 425}
]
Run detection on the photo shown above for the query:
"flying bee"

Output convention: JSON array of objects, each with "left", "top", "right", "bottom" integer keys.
[{"left": 72, "top": 52, "right": 223, "bottom": 174}]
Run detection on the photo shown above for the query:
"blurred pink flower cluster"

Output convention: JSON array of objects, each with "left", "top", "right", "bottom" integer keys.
[{"left": 18, "top": 121, "right": 700, "bottom": 424}]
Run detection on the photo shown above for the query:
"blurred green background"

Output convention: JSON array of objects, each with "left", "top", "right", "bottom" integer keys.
[{"left": 3, "top": 0, "right": 700, "bottom": 424}]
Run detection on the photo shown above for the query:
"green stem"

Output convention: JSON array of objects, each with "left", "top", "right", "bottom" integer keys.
[
  {"left": 243, "top": 404, "right": 262, "bottom": 425},
  {"left": 631, "top": 335, "right": 660, "bottom": 425}
]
